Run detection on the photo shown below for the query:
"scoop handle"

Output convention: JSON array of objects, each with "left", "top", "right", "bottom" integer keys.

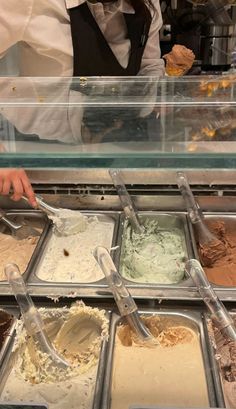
[
  {"left": 0, "top": 209, "right": 22, "bottom": 230},
  {"left": 176, "top": 172, "right": 202, "bottom": 224},
  {"left": 185, "top": 259, "right": 234, "bottom": 330},
  {"left": 94, "top": 246, "right": 137, "bottom": 316},
  {"left": 109, "top": 169, "right": 143, "bottom": 234},
  {"left": 5, "top": 263, "right": 45, "bottom": 335},
  {"left": 22, "top": 195, "right": 57, "bottom": 216}
]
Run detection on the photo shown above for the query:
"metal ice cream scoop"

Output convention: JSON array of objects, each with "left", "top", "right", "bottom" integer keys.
[
  {"left": 177, "top": 172, "right": 226, "bottom": 265},
  {"left": 22, "top": 194, "right": 59, "bottom": 216},
  {"left": 22, "top": 195, "right": 87, "bottom": 236},
  {"left": 5, "top": 263, "right": 70, "bottom": 370},
  {"left": 0, "top": 209, "right": 40, "bottom": 240},
  {"left": 94, "top": 246, "right": 153, "bottom": 342},
  {"left": 185, "top": 259, "right": 236, "bottom": 341},
  {"left": 109, "top": 169, "right": 144, "bottom": 234}
]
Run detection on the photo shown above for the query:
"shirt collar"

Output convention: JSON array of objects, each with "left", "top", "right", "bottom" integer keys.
[{"left": 65, "top": 0, "right": 134, "bottom": 14}]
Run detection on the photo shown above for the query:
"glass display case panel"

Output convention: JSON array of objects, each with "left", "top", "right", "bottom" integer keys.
[{"left": 0, "top": 75, "right": 235, "bottom": 168}]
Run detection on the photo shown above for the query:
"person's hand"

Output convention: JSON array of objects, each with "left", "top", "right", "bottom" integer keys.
[{"left": 0, "top": 168, "right": 37, "bottom": 207}]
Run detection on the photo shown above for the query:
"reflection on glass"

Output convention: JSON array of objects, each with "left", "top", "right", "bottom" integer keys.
[{"left": 0, "top": 75, "right": 235, "bottom": 160}]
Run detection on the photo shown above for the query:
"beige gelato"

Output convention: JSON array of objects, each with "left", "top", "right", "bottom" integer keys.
[
  {"left": 0, "top": 302, "right": 109, "bottom": 409},
  {"left": 164, "top": 45, "right": 195, "bottom": 76},
  {"left": 0, "top": 232, "right": 39, "bottom": 281},
  {"left": 111, "top": 315, "right": 209, "bottom": 409},
  {"left": 36, "top": 214, "right": 114, "bottom": 283}
]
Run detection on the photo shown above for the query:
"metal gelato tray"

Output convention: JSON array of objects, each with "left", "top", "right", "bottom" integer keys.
[
  {"left": 0, "top": 304, "right": 110, "bottom": 409},
  {"left": 203, "top": 310, "right": 236, "bottom": 408},
  {"left": 190, "top": 213, "right": 236, "bottom": 295},
  {"left": 0, "top": 210, "right": 50, "bottom": 285},
  {"left": 101, "top": 309, "right": 217, "bottom": 409},
  {"left": 115, "top": 212, "right": 194, "bottom": 289},
  {"left": 28, "top": 211, "right": 119, "bottom": 288},
  {"left": 0, "top": 306, "right": 19, "bottom": 369}
]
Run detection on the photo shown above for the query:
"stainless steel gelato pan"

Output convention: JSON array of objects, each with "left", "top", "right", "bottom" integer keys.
[
  {"left": 116, "top": 212, "right": 194, "bottom": 289},
  {"left": 101, "top": 309, "right": 216, "bottom": 409},
  {"left": 0, "top": 303, "right": 110, "bottom": 409},
  {"left": 0, "top": 210, "right": 50, "bottom": 284},
  {"left": 28, "top": 211, "right": 119, "bottom": 287}
]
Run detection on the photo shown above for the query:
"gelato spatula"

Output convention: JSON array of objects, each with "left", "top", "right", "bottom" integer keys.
[
  {"left": 185, "top": 259, "right": 236, "bottom": 341},
  {"left": 94, "top": 246, "right": 153, "bottom": 343},
  {"left": 22, "top": 195, "right": 88, "bottom": 236},
  {"left": 0, "top": 209, "right": 40, "bottom": 240},
  {"left": 177, "top": 172, "right": 226, "bottom": 266},
  {"left": 5, "top": 263, "right": 70, "bottom": 370},
  {"left": 109, "top": 169, "right": 144, "bottom": 234}
]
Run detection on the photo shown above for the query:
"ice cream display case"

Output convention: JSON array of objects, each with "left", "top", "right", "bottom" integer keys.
[{"left": 0, "top": 75, "right": 235, "bottom": 409}]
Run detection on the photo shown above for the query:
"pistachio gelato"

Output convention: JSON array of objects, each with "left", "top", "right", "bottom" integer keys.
[{"left": 121, "top": 218, "right": 187, "bottom": 284}]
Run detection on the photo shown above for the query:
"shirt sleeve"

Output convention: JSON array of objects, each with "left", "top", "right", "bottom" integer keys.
[
  {"left": 0, "top": 0, "right": 34, "bottom": 59},
  {"left": 138, "top": 0, "right": 165, "bottom": 77}
]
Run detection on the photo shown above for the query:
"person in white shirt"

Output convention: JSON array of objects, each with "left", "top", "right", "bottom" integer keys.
[{"left": 0, "top": 0, "right": 164, "bottom": 204}]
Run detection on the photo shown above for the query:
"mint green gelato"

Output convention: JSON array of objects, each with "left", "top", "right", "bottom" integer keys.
[{"left": 121, "top": 218, "right": 187, "bottom": 284}]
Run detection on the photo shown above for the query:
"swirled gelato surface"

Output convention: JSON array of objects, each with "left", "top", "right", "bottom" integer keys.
[
  {"left": 0, "top": 302, "right": 109, "bottom": 409},
  {"left": 197, "top": 219, "right": 236, "bottom": 286},
  {"left": 111, "top": 315, "right": 209, "bottom": 409},
  {"left": 208, "top": 316, "right": 236, "bottom": 408},
  {"left": 121, "top": 217, "right": 187, "bottom": 284},
  {"left": 0, "top": 309, "right": 13, "bottom": 350}
]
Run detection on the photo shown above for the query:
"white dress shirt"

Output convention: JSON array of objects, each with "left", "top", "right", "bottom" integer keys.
[{"left": 0, "top": 0, "right": 164, "bottom": 76}]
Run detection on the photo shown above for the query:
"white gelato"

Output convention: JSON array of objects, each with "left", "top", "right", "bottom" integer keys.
[{"left": 36, "top": 214, "right": 114, "bottom": 283}]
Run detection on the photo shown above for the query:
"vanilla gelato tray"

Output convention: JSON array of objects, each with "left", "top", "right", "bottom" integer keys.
[
  {"left": 0, "top": 210, "right": 50, "bottom": 285},
  {"left": 101, "top": 309, "right": 217, "bottom": 409},
  {"left": 0, "top": 302, "right": 110, "bottom": 409},
  {"left": 115, "top": 212, "right": 194, "bottom": 289},
  {"left": 28, "top": 211, "right": 119, "bottom": 288}
]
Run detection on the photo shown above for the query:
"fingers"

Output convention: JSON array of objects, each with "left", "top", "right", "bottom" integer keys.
[
  {"left": 0, "top": 168, "right": 36, "bottom": 207},
  {"left": 21, "top": 172, "right": 37, "bottom": 208}
]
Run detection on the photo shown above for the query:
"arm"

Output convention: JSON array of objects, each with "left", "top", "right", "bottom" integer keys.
[
  {"left": 138, "top": 0, "right": 165, "bottom": 77},
  {"left": 0, "top": 169, "right": 36, "bottom": 207},
  {"left": 0, "top": 0, "right": 33, "bottom": 58}
]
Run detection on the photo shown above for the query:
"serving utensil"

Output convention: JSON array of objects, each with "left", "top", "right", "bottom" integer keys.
[
  {"left": 177, "top": 171, "right": 226, "bottom": 266},
  {"left": 22, "top": 195, "right": 87, "bottom": 236},
  {"left": 94, "top": 246, "right": 153, "bottom": 343},
  {"left": 185, "top": 259, "right": 236, "bottom": 341},
  {"left": 0, "top": 209, "right": 40, "bottom": 240},
  {"left": 109, "top": 169, "right": 144, "bottom": 234},
  {"left": 5, "top": 263, "right": 70, "bottom": 370}
]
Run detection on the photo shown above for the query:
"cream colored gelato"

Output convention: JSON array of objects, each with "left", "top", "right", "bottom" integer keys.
[
  {"left": 0, "top": 232, "right": 39, "bottom": 281},
  {"left": 121, "top": 218, "right": 187, "bottom": 284},
  {"left": 49, "top": 209, "right": 88, "bottom": 236},
  {"left": 1, "top": 302, "right": 109, "bottom": 409},
  {"left": 36, "top": 214, "right": 114, "bottom": 283},
  {"left": 111, "top": 315, "right": 209, "bottom": 409}
]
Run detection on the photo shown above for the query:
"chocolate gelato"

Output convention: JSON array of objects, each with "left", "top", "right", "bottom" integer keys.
[
  {"left": 0, "top": 309, "right": 13, "bottom": 350},
  {"left": 197, "top": 220, "right": 236, "bottom": 286},
  {"left": 208, "top": 317, "right": 236, "bottom": 408}
]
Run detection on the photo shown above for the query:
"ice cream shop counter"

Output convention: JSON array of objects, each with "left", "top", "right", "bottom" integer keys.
[{"left": 0, "top": 76, "right": 236, "bottom": 409}]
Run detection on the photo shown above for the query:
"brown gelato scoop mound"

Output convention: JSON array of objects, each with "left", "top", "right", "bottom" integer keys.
[
  {"left": 118, "top": 316, "right": 194, "bottom": 347},
  {"left": 163, "top": 45, "right": 195, "bottom": 76},
  {"left": 199, "top": 238, "right": 227, "bottom": 267}
]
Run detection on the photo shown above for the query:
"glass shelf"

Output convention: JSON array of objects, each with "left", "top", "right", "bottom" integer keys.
[{"left": 0, "top": 75, "right": 235, "bottom": 169}]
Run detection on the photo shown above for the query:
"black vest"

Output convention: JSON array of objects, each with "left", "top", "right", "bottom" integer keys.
[{"left": 68, "top": 2, "right": 151, "bottom": 76}]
